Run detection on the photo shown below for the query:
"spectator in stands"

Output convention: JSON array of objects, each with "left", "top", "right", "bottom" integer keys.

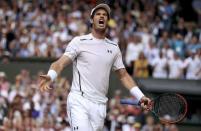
[
  {"left": 158, "top": 0, "right": 176, "bottom": 31},
  {"left": 125, "top": 34, "right": 143, "bottom": 74},
  {"left": 0, "top": 72, "right": 10, "bottom": 98},
  {"left": 153, "top": 123, "right": 163, "bottom": 131},
  {"left": 183, "top": 51, "right": 201, "bottom": 79},
  {"left": 144, "top": 39, "right": 159, "bottom": 66},
  {"left": 133, "top": 122, "right": 141, "bottom": 131},
  {"left": 195, "top": 49, "right": 201, "bottom": 79},
  {"left": 0, "top": 117, "right": 12, "bottom": 130},
  {"left": 164, "top": 124, "right": 179, "bottom": 131},
  {"left": 172, "top": 33, "right": 185, "bottom": 58},
  {"left": 8, "top": 75, "right": 24, "bottom": 104},
  {"left": 125, "top": 34, "right": 143, "bottom": 67},
  {"left": 161, "top": 42, "right": 174, "bottom": 60},
  {"left": 151, "top": 51, "right": 168, "bottom": 78},
  {"left": 186, "top": 35, "right": 201, "bottom": 56},
  {"left": 141, "top": 114, "right": 155, "bottom": 131},
  {"left": 157, "top": 31, "right": 172, "bottom": 49},
  {"left": 184, "top": 23, "right": 196, "bottom": 44},
  {"left": 173, "top": 18, "right": 187, "bottom": 37},
  {"left": 133, "top": 52, "right": 149, "bottom": 78},
  {"left": 168, "top": 52, "right": 184, "bottom": 79},
  {"left": 0, "top": 97, "right": 8, "bottom": 125}
]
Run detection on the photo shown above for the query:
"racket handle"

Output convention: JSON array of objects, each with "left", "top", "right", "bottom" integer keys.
[{"left": 120, "top": 99, "right": 140, "bottom": 106}]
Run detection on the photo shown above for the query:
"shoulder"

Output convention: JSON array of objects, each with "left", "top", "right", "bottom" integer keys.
[
  {"left": 105, "top": 38, "right": 118, "bottom": 47},
  {"left": 69, "top": 34, "right": 93, "bottom": 44},
  {"left": 75, "top": 34, "right": 93, "bottom": 41}
]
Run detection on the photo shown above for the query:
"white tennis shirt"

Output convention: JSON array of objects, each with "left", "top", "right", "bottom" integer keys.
[{"left": 64, "top": 33, "right": 125, "bottom": 103}]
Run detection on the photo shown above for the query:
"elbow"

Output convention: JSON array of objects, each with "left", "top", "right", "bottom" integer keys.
[{"left": 119, "top": 71, "right": 130, "bottom": 80}]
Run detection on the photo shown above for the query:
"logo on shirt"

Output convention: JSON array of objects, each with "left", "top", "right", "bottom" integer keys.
[
  {"left": 107, "top": 49, "right": 112, "bottom": 54},
  {"left": 73, "top": 126, "right": 78, "bottom": 130}
]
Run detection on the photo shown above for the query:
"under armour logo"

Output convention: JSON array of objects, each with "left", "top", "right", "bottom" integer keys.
[
  {"left": 73, "top": 126, "right": 78, "bottom": 130},
  {"left": 107, "top": 49, "right": 112, "bottom": 54}
]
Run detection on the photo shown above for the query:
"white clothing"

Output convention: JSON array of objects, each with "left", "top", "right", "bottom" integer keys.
[
  {"left": 152, "top": 57, "right": 168, "bottom": 78},
  {"left": 144, "top": 47, "right": 159, "bottom": 65},
  {"left": 64, "top": 33, "right": 125, "bottom": 104},
  {"left": 67, "top": 91, "right": 106, "bottom": 131},
  {"left": 183, "top": 57, "right": 201, "bottom": 80},
  {"left": 125, "top": 42, "right": 143, "bottom": 65},
  {"left": 168, "top": 59, "right": 184, "bottom": 79},
  {"left": 161, "top": 48, "right": 174, "bottom": 60}
]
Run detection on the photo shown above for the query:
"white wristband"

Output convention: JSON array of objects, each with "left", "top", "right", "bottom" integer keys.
[
  {"left": 47, "top": 70, "right": 57, "bottom": 82},
  {"left": 130, "top": 86, "right": 144, "bottom": 102}
]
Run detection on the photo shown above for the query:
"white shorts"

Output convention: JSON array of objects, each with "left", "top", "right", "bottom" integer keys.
[{"left": 67, "top": 91, "right": 107, "bottom": 131}]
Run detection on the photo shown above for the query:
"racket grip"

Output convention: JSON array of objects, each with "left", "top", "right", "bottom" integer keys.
[{"left": 120, "top": 99, "right": 140, "bottom": 106}]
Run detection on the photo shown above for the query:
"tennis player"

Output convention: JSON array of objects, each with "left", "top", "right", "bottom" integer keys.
[{"left": 39, "top": 3, "right": 151, "bottom": 131}]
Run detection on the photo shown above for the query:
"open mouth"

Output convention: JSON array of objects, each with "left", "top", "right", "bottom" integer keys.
[{"left": 99, "top": 19, "right": 105, "bottom": 26}]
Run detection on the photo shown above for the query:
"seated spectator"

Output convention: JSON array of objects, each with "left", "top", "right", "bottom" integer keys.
[
  {"left": 0, "top": 72, "right": 10, "bottom": 98},
  {"left": 0, "top": 97, "right": 8, "bottom": 125},
  {"left": 141, "top": 115, "right": 155, "bottom": 131},
  {"left": 122, "top": 116, "right": 136, "bottom": 131}
]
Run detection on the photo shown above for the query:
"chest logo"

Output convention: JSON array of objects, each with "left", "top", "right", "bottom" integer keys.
[{"left": 107, "top": 49, "right": 112, "bottom": 54}]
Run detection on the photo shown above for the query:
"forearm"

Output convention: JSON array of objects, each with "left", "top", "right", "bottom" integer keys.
[
  {"left": 47, "top": 55, "right": 72, "bottom": 81},
  {"left": 49, "top": 61, "right": 65, "bottom": 75},
  {"left": 116, "top": 68, "right": 144, "bottom": 101},
  {"left": 119, "top": 71, "right": 137, "bottom": 90}
]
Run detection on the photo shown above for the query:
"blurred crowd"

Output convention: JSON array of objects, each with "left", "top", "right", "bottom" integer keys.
[
  {"left": 0, "top": 70, "right": 201, "bottom": 131},
  {"left": 0, "top": 0, "right": 201, "bottom": 80},
  {"left": 0, "top": 0, "right": 201, "bottom": 130}
]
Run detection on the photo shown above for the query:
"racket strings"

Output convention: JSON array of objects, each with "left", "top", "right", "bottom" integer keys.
[{"left": 153, "top": 94, "right": 186, "bottom": 122}]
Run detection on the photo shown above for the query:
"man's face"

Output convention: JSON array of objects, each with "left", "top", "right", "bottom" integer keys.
[{"left": 92, "top": 8, "right": 109, "bottom": 31}]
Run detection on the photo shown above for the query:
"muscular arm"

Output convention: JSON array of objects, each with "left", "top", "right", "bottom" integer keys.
[
  {"left": 39, "top": 55, "right": 72, "bottom": 92},
  {"left": 115, "top": 68, "right": 151, "bottom": 109},
  {"left": 115, "top": 68, "right": 138, "bottom": 90},
  {"left": 49, "top": 55, "right": 72, "bottom": 75}
]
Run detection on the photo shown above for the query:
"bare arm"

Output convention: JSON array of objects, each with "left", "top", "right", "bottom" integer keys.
[
  {"left": 115, "top": 68, "right": 137, "bottom": 90},
  {"left": 115, "top": 68, "right": 151, "bottom": 109},
  {"left": 49, "top": 55, "right": 72, "bottom": 75},
  {"left": 39, "top": 55, "right": 72, "bottom": 92}
]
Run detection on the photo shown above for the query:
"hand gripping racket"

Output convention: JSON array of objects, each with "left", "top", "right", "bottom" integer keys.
[{"left": 120, "top": 93, "right": 188, "bottom": 124}]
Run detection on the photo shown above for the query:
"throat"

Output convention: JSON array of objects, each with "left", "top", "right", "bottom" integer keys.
[{"left": 92, "top": 28, "right": 106, "bottom": 39}]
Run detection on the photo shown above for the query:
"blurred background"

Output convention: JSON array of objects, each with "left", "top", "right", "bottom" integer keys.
[{"left": 0, "top": 0, "right": 201, "bottom": 131}]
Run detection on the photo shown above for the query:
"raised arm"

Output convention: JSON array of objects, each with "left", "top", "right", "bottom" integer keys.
[{"left": 39, "top": 55, "right": 72, "bottom": 92}]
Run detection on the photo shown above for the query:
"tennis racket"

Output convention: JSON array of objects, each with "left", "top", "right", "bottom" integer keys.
[{"left": 120, "top": 93, "right": 188, "bottom": 124}]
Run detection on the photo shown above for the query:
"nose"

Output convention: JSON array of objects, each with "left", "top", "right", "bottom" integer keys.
[{"left": 100, "top": 15, "right": 104, "bottom": 18}]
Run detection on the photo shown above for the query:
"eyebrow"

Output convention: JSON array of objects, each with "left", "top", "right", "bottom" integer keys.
[{"left": 95, "top": 12, "right": 107, "bottom": 15}]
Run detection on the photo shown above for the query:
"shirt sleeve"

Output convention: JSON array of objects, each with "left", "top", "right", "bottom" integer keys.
[
  {"left": 112, "top": 48, "right": 125, "bottom": 71},
  {"left": 63, "top": 37, "right": 80, "bottom": 61}
]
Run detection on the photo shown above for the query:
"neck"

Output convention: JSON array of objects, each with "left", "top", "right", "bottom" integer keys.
[{"left": 92, "top": 28, "right": 106, "bottom": 39}]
